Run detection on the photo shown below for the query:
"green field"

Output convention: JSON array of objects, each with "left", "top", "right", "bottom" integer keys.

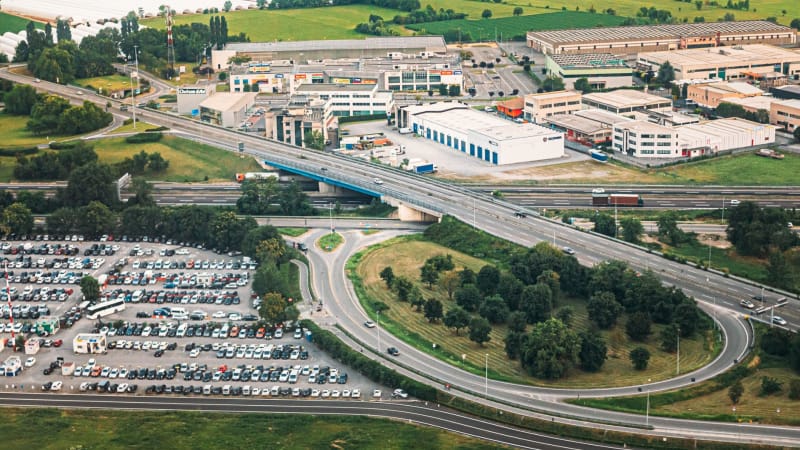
[
  {"left": 661, "top": 152, "right": 800, "bottom": 186},
  {"left": 77, "top": 74, "right": 136, "bottom": 94},
  {"left": 142, "top": 5, "right": 403, "bottom": 41},
  {"left": 89, "top": 135, "right": 261, "bottom": 182},
  {"left": 0, "top": 408, "right": 500, "bottom": 449},
  {"left": 0, "top": 113, "right": 79, "bottom": 147},
  {"left": 353, "top": 236, "right": 720, "bottom": 388},
  {"left": 0, "top": 12, "right": 42, "bottom": 34},
  {"left": 406, "top": 11, "right": 629, "bottom": 40}
]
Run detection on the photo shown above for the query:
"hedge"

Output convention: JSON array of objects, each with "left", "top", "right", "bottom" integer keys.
[
  {"left": 125, "top": 132, "right": 163, "bottom": 143},
  {"left": 338, "top": 113, "right": 387, "bottom": 124},
  {"left": 0, "top": 146, "right": 38, "bottom": 156}
]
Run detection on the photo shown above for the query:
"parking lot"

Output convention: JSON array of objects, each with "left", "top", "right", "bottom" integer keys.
[{"left": 0, "top": 236, "right": 391, "bottom": 400}]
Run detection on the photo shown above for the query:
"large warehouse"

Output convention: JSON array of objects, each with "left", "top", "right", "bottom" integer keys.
[
  {"left": 637, "top": 44, "right": 800, "bottom": 82},
  {"left": 396, "top": 102, "right": 564, "bottom": 165},
  {"left": 527, "top": 20, "right": 796, "bottom": 55},
  {"left": 212, "top": 36, "right": 447, "bottom": 70}
]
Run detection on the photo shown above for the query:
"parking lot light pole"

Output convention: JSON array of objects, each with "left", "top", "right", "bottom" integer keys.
[{"left": 377, "top": 310, "right": 381, "bottom": 352}]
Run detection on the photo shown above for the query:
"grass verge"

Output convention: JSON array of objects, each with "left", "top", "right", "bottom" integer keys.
[
  {"left": 277, "top": 227, "right": 308, "bottom": 237},
  {"left": 0, "top": 408, "right": 498, "bottom": 449}
]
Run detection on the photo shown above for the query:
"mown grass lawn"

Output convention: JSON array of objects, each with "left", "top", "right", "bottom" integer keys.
[
  {"left": 278, "top": 227, "right": 308, "bottom": 237},
  {"left": 90, "top": 135, "right": 261, "bottom": 182},
  {"left": 77, "top": 74, "right": 134, "bottom": 94},
  {"left": 0, "top": 113, "right": 72, "bottom": 147},
  {"left": 317, "top": 232, "right": 344, "bottom": 252},
  {"left": 143, "top": 5, "right": 402, "bottom": 41},
  {"left": 0, "top": 12, "right": 42, "bottom": 34},
  {"left": 354, "top": 236, "right": 720, "bottom": 388},
  {"left": 661, "top": 152, "right": 800, "bottom": 186},
  {"left": 0, "top": 408, "right": 501, "bottom": 449}
]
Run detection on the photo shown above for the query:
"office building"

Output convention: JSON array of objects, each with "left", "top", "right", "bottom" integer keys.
[
  {"left": 545, "top": 53, "right": 633, "bottom": 90},
  {"left": 523, "top": 90, "right": 582, "bottom": 123},
  {"left": 583, "top": 89, "right": 672, "bottom": 115},
  {"left": 687, "top": 81, "right": 764, "bottom": 108},
  {"left": 198, "top": 92, "right": 258, "bottom": 127}
]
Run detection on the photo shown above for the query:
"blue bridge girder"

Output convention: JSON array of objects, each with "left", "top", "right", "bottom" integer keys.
[{"left": 263, "top": 159, "right": 383, "bottom": 198}]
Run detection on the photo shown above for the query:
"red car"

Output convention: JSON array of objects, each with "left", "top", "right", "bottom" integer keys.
[{"left": 53, "top": 339, "right": 63, "bottom": 348}]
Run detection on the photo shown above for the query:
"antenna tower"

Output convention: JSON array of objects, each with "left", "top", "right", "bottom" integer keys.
[{"left": 165, "top": 5, "right": 176, "bottom": 77}]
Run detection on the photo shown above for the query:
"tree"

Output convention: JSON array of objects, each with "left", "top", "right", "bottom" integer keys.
[
  {"left": 504, "top": 330, "right": 525, "bottom": 360},
  {"left": 520, "top": 318, "right": 580, "bottom": 379},
  {"left": 468, "top": 317, "right": 492, "bottom": 346},
  {"left": 542, "top": 76, "right": 565, "bottom": 92},
  {"left": 520, "top": 283, "right": 552, "bottom": 324},
  {"left": 579, "top": 330, "right": 608, "bottom": 372},
  {"left": 420, "top": 261, "right": 439, "bottom": 288},
  {"left": 148, "top": 152, "right": 169, "bottom": 171},
  {"left": 476, "top": 265, "right": 500, "bottom": 295},
  {"left": 555, "top": 306, "right": 574, "bottom": 327},
  {"left": 127, "top": 177, "right": 155, "bottom": 207},
  {"left": 789, "top": 379, "right": 800, "bottom": 400},
  {"left": 513, "top": 7, "right": 524, "bottom": 16},
  {"left": 626, "top": 311, "right": 653, "bottom": 341},
  {"left": 790, "top": 334, "right": 800, "bottom": 373},
  {"left": 455, "top": 284, "right": 482, "bottom": 312},
  {"left": 62, "top": 162, "right": 117, "bottom": 207},
  {"left": 656, "top": 61, "right": 675, "bottom": 85},
  {"left": 573, "top": 77, "right": 592, "bottom": 94},
  {"left": 728, "top": 380, "right": 744, "bottom": 404},
  {"left": 77, "top": 201, "right": 116, "bottom": 239},
  {"left": 629, "top": 347, "right": 651, "bottom": 370},
  {"left": 587, "top": 291, "right": 623, "bottom": 329},
  {"left": 1, "top": 202, "right": 33, "bottom": 235},
  {"left": 482, "top": 9, "right": 492, "bottom": 19},
  {"left": 792, "top": 18, "right": 800, "bottom": 31},
  {"left": 209, "top": 210, "right": 256, "bottom": 252},
  {"left": 223, "top": 1, "right": 233, "bottom": 12},
  {"left": 379, "top": 266, "right": 395, "bottom": 288},
  {"left": 303, "top": 130, "right": 324, "bottom": 150},
  {"left": 767, "top": 250, "right": 793, "bottom": 289},
  {"left": 593, "top": 213, "right": 617, "bottom": 237},
  {"left": 255, "top": 238, "right": 285, "bottom": 265},
  {"left": 657, "top": 211, "right": 687, "bottom": 246},
  {"left": 423, "top": 298, "right": 444, "bottom": 323},
  {"left": 439, "top": 271, "right": 460, "bottom": 300},
  {"left": 80, "top": 276, "right": 100, "bottom": 303},
  {"left": 458, "top": 267, "right": 477, "bottom": 286},
  {"left": 443, "top": 306, "right": 471, "bottom": 335},
  {"left": 252, "top": 263, "right": 290, "bottom": 299},
  {"left": 258, "top": 292, "right": 287, "bottom": 325},
  {"left": 479, "top": 294, "right": 510, "bottom": 324},
  {"left": 3, "top": 84, "right": 39, "bottom": 115},
  {"left": 393, "top": 276, "right": 413, "bottom": 302},
  {"left": 660, "top": 323, "right": 680, "bottom": 352},
  {"left": 760, "top": 376, "right": 783, "bottom": 396},
  {"left": 508, "top": 311, "right": 527, "bottom": 333},
  {"left": 674, "top": 302, "right": 700, "bottom": 338},
  {"left": 695, "top": 0, "right": 703, "bottom": 9},
  {"left": 620, "top": 217, "right": 644, "bottom": 243}
]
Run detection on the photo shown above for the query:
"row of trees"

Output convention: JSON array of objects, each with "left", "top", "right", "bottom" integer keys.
[
  {"left": 4, "top": 85, "right": 113, "bottom": 136},
  {"left": 268, "top": 0, "right": 420, "bottom": 11},
  {"left": 391, "top": 5, "right": 468, "bottom": 25},
  {"left": 715, "top": 102, "right": 770, "bottom": 124},
  {"left": 236, "top": 178, "right": 314, "bottom": 216}
]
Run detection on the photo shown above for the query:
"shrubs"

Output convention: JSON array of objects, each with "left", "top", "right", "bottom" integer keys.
[{"left": 125, "top": 132, "right": 164, "bottom": 143}]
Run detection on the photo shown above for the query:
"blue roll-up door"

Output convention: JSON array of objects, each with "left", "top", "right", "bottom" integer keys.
[
  {"left": 477, "top": 147, "right": 483, "bottom": 159},
  {"left": 492, "top": 152, "right": 498, "bottom": 164},
  {"left": 426, "top": 129, "right": 431, "bottom": 139},
  {"left": 461, "top": 142, "right": 466, "bottom": 152},
  {"left": 412, "top": 123, "right": 418, "bottom": 133},
  {"left": 469, "top": 144, "right": 475, "bottom": 156},
  {"left": 447, "top": 135, "right": 451, "bottom": 146}
]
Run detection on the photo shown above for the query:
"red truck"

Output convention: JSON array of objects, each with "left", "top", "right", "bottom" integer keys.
[{"left": 591, "top": 189, "right": 643, "bottom": 207}]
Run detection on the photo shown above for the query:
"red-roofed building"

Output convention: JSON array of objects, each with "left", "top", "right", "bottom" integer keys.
[{"left": 496, "top": 97, "right": 524, "bottom": 119}]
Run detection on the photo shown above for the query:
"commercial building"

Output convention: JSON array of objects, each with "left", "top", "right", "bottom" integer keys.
[
  {"left": 637, "top": 44, "right": 800, "bottom": 82},
  {"left": 582, "top": 89, "right": 672, "bottom": 115},
  {"left": 546, "top": 109, "right": 633, "bottom": 145},
  {"left": 263, "top": 96, "right": 334, "bottom": 148},
  {"left": 176, "top": 84, "right": 214, "bottom": 115},
  {"left": 397, "top": 102, "right": 564, "bottom": 165},
  {"left": 687, "top": 81, "right": 764, "bottom": 108},
  {"left": 612, "top": 117, "right": 775, "bottom": 158},
  {"left": 72, "top": 333, "right": 107, "bottom": 354},
  {"left": 199, "top": 92, "right": 258, "bottom": 127},
  {"left": 523, "top": 90, "right": 582, "bottom": 124},
  {"left": 545, "top": 54, "right": 633, "bottom": 90},
  {"left": 722, "top": 95, "right": 777, "bottom": 114},
  {"left": 213, "top": 36, "right": 448, "bottom": 71},
  {"left": 770, "top": 99, "right": 800, "bottom": 132},
  {"left": 770, "top": 84, "right": 800, "bottom": 100},
  {"left": 294, "top": 83, "right": 393, "bottom": 118},
  {"left": 495, "top": 97, "right": 524, "bottom": 119},
  {"left": 527, "top": 20, "right": 795, "bottom": 55}
]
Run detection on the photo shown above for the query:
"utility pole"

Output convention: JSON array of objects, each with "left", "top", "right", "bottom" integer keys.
[
  {"left": 722, "top": 196, "right": 725, "bottom": 222},
  {"left": 676, "top": 326, "right": 680, "bottom": 375},
  {"left": 484, "top": 353, "right": 488, "bottom": 396},
  {"left": 131, "top": 44, "right": 139, "bottom": 129}
]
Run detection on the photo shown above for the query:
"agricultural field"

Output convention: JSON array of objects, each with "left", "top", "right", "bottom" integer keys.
[
  {"left": 141, "top": 5, "right": 402, "bottom": 41},
  {"left": 406, "top": 12, "right": 629, "bottom": 40},
  {"left": 0, "top": 12, "right": 41, "bottom": 34},
  {"left": 0, "top": 408, "right": 501, "bottom": 449},
  {"left": 353, "top": 236, "right": 719, "bottom": 388}
]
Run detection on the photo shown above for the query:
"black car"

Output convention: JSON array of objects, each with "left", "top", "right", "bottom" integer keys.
[{"left": 387, "top": 347, "right": 400, "bottom": 356}]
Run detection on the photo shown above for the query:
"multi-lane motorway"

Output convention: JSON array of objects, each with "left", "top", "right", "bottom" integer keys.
[{"left": 4, "top": 69, "right": 799, "bottom": 447}]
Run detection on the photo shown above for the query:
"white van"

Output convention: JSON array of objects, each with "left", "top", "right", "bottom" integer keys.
[
  {"left": 131, "top": 290, "right": 143, "bottom": 303},
  {"left": 176, "top": 323, "right": 188, "bottom": 338},
  {"left": 171, "top": 308, "right": 188, "bottom": 320},
  {"left": 242, "top": 385, "right": 251, "bottom": 396},
  {"left": 222, "top": 385, "right": 231, "bottom": 395},
  {"left": 203, "top": 384, "right": 212, "bottom": 395}
]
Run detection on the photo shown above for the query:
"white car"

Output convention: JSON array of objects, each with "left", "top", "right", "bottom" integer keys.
[
  {"left": 392, "top": 389, "right": 408, "bottom": 399},
  {"left": 351, "top": 389, "right": 361, "bottom": 398},
  {"left": 321, "top": 389, "right": 331, "bottom": 398},
  {"left": 24, "top": 357, "right": 36, "bottom": 368},
  {"left": 212, "top": 311, "right": 227, "bottom": 319},
  {"left": 117, "top": 383, "right": 128, "bottom": 393},
  {"left": 50, "top": 381, "right": 63, "bottom": 391},
  {"left": 372, "top": 389, "right": 382, "bottom": 399},
  {"left": 373, "top": 178, "right": 383, "bottom": 185},
  {"left": 773, "top": 316, "right": 788, "bottom": 326},
  {"left": 729, "top": 199, "right": 740, "bottom": 206}
]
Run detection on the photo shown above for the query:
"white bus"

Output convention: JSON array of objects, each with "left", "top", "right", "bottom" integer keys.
[{"left": 86, "top": 298, "right": 126, "bottom": 320}]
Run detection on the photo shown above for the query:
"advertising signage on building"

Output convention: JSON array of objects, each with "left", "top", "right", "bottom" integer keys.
[{"left": 248, "top": 63, "right": 271, "bottom": 73}]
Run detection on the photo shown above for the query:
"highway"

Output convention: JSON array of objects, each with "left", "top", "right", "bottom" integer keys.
[
  {"left": 4, "top": 69, "right": 799, "bottom": 447},
  {"left": 0, "top": 392, "right": 624, "bottom": 450}
]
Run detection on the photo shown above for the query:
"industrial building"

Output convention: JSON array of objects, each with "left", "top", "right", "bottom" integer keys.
[
  {"left": 612, "top": 117, "right": 775, "bottom": 158},
  {"left": 212, "top": 36, "right": 448, "bottom": 70},
  {"left": 770, "top": 99, "right": 800, "bottom": 132},
  {"left": 527, "top": 20, "right": 795, "bottom": 55},
  {"left": 637, "top": 44, "right": 800, "bottom": 82},
  {"left": 722, "top": 96, "right": 777, "bottom": 114},
  {"left": 545, "top": 54, "right": 633, "bottom": 90},
  {"left": 770, "top": 84, "right": 800, "bottom": 100},
  {"left": 582, "top": 89, "right": 672, "bottom": 115},
  {"left": 199, "top": 92, "right": 258, "bottom": 128},
  {"left": 228, "top": 56, "right": 463, "bottom": 94},
  {"left": 523, "top": 90, "right": 583, "bottom": 124},
  {"left": 546, "top": 109, "right": 633, "bottom": 145},
  {"left": 294, "top": 83, "right": 394, "bottom": 118},
  {"left": 263, "top": 96, "right": 334, "bottom": 148},
  {"left": 687, "top": 81, "right": 764, "bottom": 108},
  {"left": 176, "top": 84, "right": 214, "bottom": 115},
  {"left": 396, "top": 102, "right": 564, "bottom": 165}
]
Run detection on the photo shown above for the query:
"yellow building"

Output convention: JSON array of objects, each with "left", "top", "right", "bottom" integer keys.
[
  {"left": 687, "top": 82, "right": 764, "bottom": 109},
  {"left": 523, "top": 90, "right": 582, "bottom": 124},
  {"left": 771, "top": 100, "right": 800, "bottom": 132}
]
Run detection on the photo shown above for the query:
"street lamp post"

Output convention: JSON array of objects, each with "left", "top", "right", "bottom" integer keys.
[
  {"left": 328, "top": 202, "right": 334, "bottom": 234},
  {"left": 646, "top": 378, "right": 652, "bottom": 426},
  {"left": 131, "top": 44, "right": 140, "bottom": 129},
  {"left": 484, "top": 354, "right": 488, "bottom": 397},
  {"left": 676, "top": 326, "right": 680, "bottom": 375},
  {"left": 377, "top": 310, "right": 381, "bottom": 352}
]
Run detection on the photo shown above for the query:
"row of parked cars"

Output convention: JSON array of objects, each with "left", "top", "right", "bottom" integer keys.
[
  {"left": 3, "top": 286, "right": 74, "bottom": 303},
  {"left": 103, "top": 289, "right": 243, "bottom": 305},
  {"left": 4, "top": 269, "right": 87, "bottom": 286},
  {"left": 1, "top": 242, "right": 81, "bottom": 256},
  {"left": 208, "top": 342, "right": 309, "bottom": 360},
  {"left": 140, "top": 384, "right": 362, "bottom": 399},
  {"left": 1, "top": 304, "right": 51, "bottom": 320}
]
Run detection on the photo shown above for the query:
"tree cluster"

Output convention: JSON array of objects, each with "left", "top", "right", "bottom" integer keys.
[
  {"left": 270, "top": 0, "right": 420, "bottom": 11},
  {"left": 236, "top": 179, "right": 314, "bottom": 216},
  {"left": 727, "top": 201, "right": 798, "bottom": 257},
  {"left": 14, "top": 142, "right": 99, "bottom": 181},
  {"left": 635, "top": 6, "right": 674, "bottom": 23},
  {"left": 391, "top": 5, "right": 467, "bottom": 25},
  {"left": 355, "top": 15, "right": 399, "bottom": 36},
  {"left": 715, "top": 102, "right": 770, "bottom": 124}
]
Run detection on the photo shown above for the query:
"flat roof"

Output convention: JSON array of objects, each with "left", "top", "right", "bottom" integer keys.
[
  {"left": 524, "top": 90, "right": 582, "bottom": 102},
  {"left": 775, "top": 99, "right": 800, "bottom": 110},
  {"left": 583, "top": 89, "right": 670, "bottom": 108},
  {"left": 680, "top": 117, "right": 774, "bottom": 136},
  {"left": 408, "top": 102, "right": 558, "bottom": 140},
  {"left": 549, "top": 53, "right": 629, "bottom": 69},
  {"left": 614, "top": 120, "right": 674, "bottom": 133},
  {"left": 723, "top": 96, "right": 778, "bottom": 110},
  {"left": 546, "top": 114, "right": 608, "bottom": 135},
  {"left": 639, "top": 44, "right": 800, "bottom": 67},
  {"left": 296, "top": 83, "right": 377, "bottom": 92},
  {"left": 528, "top": 20, "right": 792, "bottom": 45},
  {"left": 199, "top": 92, "right": 257, "bottom": 111},
  {"left": 226, "top": 36, "right": 446, "bottom": 53},
  {"left": 573, "top": 108, "right": 634, "bottom": 124}
]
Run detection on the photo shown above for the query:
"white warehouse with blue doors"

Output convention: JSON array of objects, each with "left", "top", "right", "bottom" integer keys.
[{"left": 396, "top": 102, "right": 564, "bottom": 165}]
